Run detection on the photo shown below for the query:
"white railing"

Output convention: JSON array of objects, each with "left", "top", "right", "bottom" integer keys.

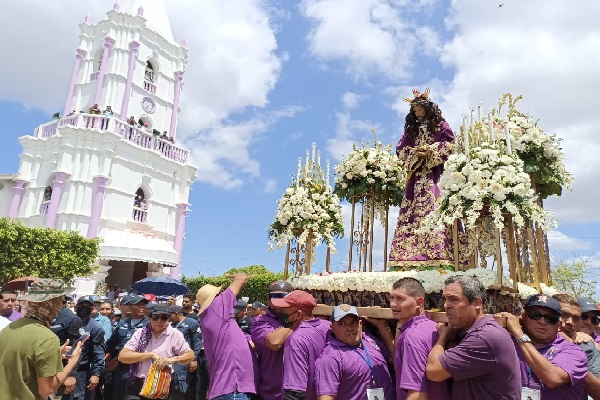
[
  {"left": 90, "top": 71, "right": 99, "bottom": 81},
  {"left": 144, "top": 81, "right": 156, "bottom": 94},
  {"left": 132, "top": 206, "right": 148, "bottom": 223},
  {"left": 39, "top": 200, "right": 50, "bottom": 215},
  {"left": 34, "top": 114, "right": 189, "bottom": 163}
]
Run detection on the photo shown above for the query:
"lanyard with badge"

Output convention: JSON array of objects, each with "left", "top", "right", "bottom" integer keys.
[
  {"left": 521, "top": 346, "right": 555, "bottom": 400},
  {"left": 352, "top": 340, "right": 385, "bottom": 400}
]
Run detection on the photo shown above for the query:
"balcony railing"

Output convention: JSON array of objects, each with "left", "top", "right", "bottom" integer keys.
[
  {"left": 144, "top": 81, "right": 156, "bottom": 94},
  {"left": 90, "top": 71, "right": 99, "bottom": 82},
  {"left": 132, "top": 206, "right": 148, "bottom": 223},
  {"left": 39, "top": 200, "right": 50, "bottom": 215},
  {"left": 34, "top": 114, "right": 189, "bottom": 163}
]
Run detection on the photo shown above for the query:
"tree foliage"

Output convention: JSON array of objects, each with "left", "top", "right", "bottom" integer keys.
[
  {"left": 551, "top": 257, "right": 597, "bottom": 300},
  {"left": 182, "top": 265, "right": 284, "bottom": 304},
  {"left": 0, "top": 218, "right": 100, "bottom": 285}
]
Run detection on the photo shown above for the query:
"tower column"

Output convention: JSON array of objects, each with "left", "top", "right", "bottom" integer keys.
[
  {"left": 169, "top": 71, "right": 184, "bottom": 139},
  {"left": 63, "top": 49, "right": 87, "bottom": 116},
  {"left": 93, "top": 37, "right": 116, "bottom": 106},
  {"left": 119, "top": 41, "right": 140, "bottom": 119},
  {"left": 172, "top": 203, "right": 189, "bottom": 278},
  {"left": 45, "top": 172, "right": 70, "bottom": 228},
  {"left": 8, "top": 179, "right": 28, "bottom": 218},
  {"left": 87, "top": 176, "right": 110, "bottom": 238}
]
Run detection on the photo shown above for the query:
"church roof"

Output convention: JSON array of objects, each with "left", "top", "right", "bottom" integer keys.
[{"left": 116, "top": 0, "right": 175, "bottom": 43}]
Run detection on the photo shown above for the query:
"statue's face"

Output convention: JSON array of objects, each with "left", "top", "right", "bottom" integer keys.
[{"left": 413, "top": 105, "right": 427, "bottom": 121}]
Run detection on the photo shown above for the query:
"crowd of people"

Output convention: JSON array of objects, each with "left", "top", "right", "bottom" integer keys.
[{"left": 2, "top": 276, "right": 600, "bottom": 399}]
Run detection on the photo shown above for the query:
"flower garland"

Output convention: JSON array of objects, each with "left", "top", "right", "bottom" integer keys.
[
  {"left": 291, "top": 269, "right": 559, "bottom": 299},
  {"left": 423, "top": 142, "right": 555, "bottom": 232},
  {"left": 268, "top": 179, "right": 344, "bottom": 253},
  {"left": 333, "top": 134, "right": 405, "bottom": 222}
]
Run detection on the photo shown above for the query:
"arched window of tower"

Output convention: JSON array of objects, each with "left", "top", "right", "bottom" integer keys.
[
  {"left": 39, "top": 186, "right": 52, "bottom": 215},
  {"left": 133, "top": 187, "right": 148, "bottom": 223},
  {"left": 94, "top": 48, "right": 104, "bottom": 71},
  {"left": 137, "top": 115, "right": 153, "bottom": 131},
  {"left": 145, "top": 60, "right": 156, "bottom": 83}
]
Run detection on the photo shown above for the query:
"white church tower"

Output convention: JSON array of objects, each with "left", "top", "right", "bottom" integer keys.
[{"left": 0, "top": 1, "right": 197, "bottom": 287}]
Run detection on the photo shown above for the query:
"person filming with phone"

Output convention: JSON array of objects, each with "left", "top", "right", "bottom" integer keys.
[{"left": 0, "top": 279, "right": 84, "bottom": 399}]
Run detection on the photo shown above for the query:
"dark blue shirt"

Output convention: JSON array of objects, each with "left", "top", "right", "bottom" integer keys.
[
  {"left": 78, "top": 317, "right": 106, "bottom": 377},
  {"left": 171, "top": 317, "right": 202, "bottom": 357},
  {"left": 50, "top": 307, "right": 83, "bottom": 345},
  {"left": 106, "top": 317, "right": 148, "bottom": 356}
]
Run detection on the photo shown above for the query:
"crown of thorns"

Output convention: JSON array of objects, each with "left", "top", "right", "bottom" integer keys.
[{"left": 403, "top": 88, "right": 431, "bottom": 104}]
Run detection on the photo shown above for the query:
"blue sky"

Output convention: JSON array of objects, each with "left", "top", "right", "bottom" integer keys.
[{"left": 1, "top": 1, "right": 599, "bottom": 286}]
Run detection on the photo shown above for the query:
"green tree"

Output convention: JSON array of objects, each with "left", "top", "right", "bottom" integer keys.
[
  {"left": 0, "top": 218, "right": 100, "bottom": 284},
  {"left": 182, "top": 265, "right": 284, "bottom": 304},
  {"left": 551, "top": 257, "right": 596, "bottom": 299}
]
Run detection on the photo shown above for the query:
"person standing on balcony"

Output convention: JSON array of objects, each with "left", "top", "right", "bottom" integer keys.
[
  {"left": 101, "top": 106, "right": 113, "bottom": 130},
  {"left": 86, "top": 104, "right": 101, "bottom": 128}
]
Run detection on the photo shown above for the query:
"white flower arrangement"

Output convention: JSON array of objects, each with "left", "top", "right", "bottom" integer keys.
[
  {"left": 268, "top": 179, "right": 344, "bottom": 253},
  {"left": 333, "top": 133, "right": 405, "bottom": 223},
  {"left": 292, "top": 269, "right": 559, "bottom": 299},
  {"left": 423, "top": 142, "right": 555, "bottom": 233}
]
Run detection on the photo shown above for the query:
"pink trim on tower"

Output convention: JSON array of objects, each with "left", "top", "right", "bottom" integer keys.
[
  {"left": 169, "top": 71, "right": 184, "bottom": 139},
  {"left": 171, "top": 203, "right": 189, "bottom": 278},
  {"left": 45, "top": 172, "right": 70, "bottom": 228},
  {"left": 119, "top": 41, "right": 140, "bottom": 118},
  {"left": 86, "top": 176, "right": 110, "bottom": 238},
  {"left": 63, "top": 49, "right": 87, "bottom": 116},
  {"left": 7, "top": 179, "right": 28, "bottom": 218},
  {"left": 93, "top": 37, "right": 116, "bottom": 106}
]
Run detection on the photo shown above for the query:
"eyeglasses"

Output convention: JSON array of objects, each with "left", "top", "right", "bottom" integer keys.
[
  {"left": 525, "top": 310, "right": 560, "bottom": 325},
  {"left": 268, "top": 293, "right": 286, "bottom": 299},
  {"left": 582, "top": 314, "right": 600, "bottom": 325},
  {"left": 150, "top": 315, "right": 170, "bottom": 321}
]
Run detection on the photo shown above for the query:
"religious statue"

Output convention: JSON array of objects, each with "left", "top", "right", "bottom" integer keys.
[{"left": 388, "top": 89, "right": 455, "bottom": 270}]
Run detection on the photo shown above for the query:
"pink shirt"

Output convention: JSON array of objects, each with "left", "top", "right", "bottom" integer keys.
[{"left": 124, "top": 324, "right": 190, "bottom": 378}]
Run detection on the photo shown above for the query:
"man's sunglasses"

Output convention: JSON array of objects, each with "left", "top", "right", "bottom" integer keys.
[
  {"left": 525, "top": 310, "right": 560, "bottom": 325},
  {"left": 582, "top": 314, "right": 600, "bottom": 325},
  {"left": 150, "top": 315, "right": 170, "bottom": 321},
  {"left": 268, "top": 293, "right": 286, "bottom": 299}
]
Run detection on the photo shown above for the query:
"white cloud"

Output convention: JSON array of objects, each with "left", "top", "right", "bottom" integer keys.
[
  {"left": 326, "top": 112, "right": 381, "bottom": 162},
  {"left": 547, "top": 230, "right": 593, "bottom": 252},
  {"left": 341, "top": 92, "right": 362, "bottom": 110},
  {"left": 0, "top": 1, "right": 286, "bottom": 190},
  {"left": 263, "top": 178, "right": 277, "bottom": 193}
]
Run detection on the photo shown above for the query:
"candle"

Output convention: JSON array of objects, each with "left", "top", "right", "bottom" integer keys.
[
  {"left": 297, "top": 157, "right": 302, "bottom": 185},
  {"left": 311, "top": 142, "right": 316, "bottom": 163},
  {"left": 504, "top": 118, "right": 512, "bottom": 153},
  {"left": 477, "top": 102, "right": 482, "bottom": 124},
  {"left": 326, "top": 160, "right": 330, "bottom": 192},
  {"left": 463, "top": 115, "right": 469, "bottom": 157},
  {"left": 317, "top": 150, "right": 321, "bottom": 167},
  {"left": 488, "top": 112, "right": 494, "bottom": 142},
  {"left": 305, "top": 150, "right": 310, "bottom": 181}
]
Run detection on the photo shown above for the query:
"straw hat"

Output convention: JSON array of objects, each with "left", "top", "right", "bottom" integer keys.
[{"left": 196, "top": 284, "right": 223, "bottom": 313}]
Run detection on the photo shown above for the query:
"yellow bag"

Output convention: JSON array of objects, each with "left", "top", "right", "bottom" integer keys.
[{"left": 139, "top": 362, "right": 172, "bottom": 399}]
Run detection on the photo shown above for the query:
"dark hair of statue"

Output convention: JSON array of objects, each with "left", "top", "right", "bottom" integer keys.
[{"left": 404, "top": 99, "right": 445, "bottom": 140}]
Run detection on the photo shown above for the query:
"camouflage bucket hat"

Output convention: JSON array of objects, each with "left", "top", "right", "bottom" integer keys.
[{"left": 18, "top": 279, "right": 73, "bottom": 302}]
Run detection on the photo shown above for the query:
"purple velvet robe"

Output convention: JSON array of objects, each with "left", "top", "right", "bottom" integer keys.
[{"left": 389, "top": 120, "right": 455, "bottom": 268}]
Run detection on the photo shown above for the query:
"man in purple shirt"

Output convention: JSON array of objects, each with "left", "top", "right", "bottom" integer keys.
[
  {"left": 391, "top": 277, "right": 449, "bottom": 400},
  {"left": 315, "top": 304, "right": 395, "bottom": 400},
  {"left": 426, "top": 275, "right": 521, "bottom": 400},
  {"left": 271, "top": 290, "right": 330, "bottom": 400},
  {"left": 251, "top": 280, "right": 294, "bottom": 400},
  {"left": 502, "top": 294, "right": 588, "bottom": 400},
  {"left": 577, "top": 296, "right": 600, "bottom": 347},
  {"left": 0, "top": 289, "right": 22, "bottom": 321},
  {"left": 198, "top": 273, "right": 257, "bottom": 400}
]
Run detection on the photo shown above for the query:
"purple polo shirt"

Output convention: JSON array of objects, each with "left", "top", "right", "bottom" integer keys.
[
  {"left": 395, "top": 314, "right": 449, "bottom": 400},
  {"left": 439, "top": 315, "right": 521, "bottom": 400},
  {"left": 200, "top": 288, "right": 257, "bottom": 399},
  {"left": 282, "top": 317, "right": 330, "bottom": 400},
  {"left": 5, "top": 310, "right": 21, "bottom": 321},
  {"left": 251, "top": 309, "right": 284, "bottom": 400},
  {"left": 124, "top": 324, "right": 190, "bottom": 378},
  {"left": 516, "top": 334, "right": 587, "bottom": 400},
  {"left": 316, "top": 331, "right": 395, "bottom": 400},
  {"left": 592, "top": 331, "right": 600, "bottom": 347}
]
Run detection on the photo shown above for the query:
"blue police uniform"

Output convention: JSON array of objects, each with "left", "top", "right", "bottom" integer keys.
[
  {"left": 105, "top": 316, "right": 148, "bottom": 400},
  {"left": 171, "top": 317, "right": 202, "bottom": 399},
  {"left": 50, "top": 306, "right": 84, "bottom": 345}
]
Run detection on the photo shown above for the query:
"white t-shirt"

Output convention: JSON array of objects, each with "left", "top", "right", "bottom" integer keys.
[{"left": 0, "top": 316, "right": 10, "bottom": 331}]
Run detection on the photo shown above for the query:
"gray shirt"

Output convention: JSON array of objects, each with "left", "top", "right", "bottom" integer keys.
[{"left": 578, "top": 340, "right": 600, "bottom": 378}]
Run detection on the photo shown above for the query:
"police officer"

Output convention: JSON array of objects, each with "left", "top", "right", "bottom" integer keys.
[
  {"left": 168, "top": 305, "right": 202, "bottom": 400},
  {"left": 62, "top": 296, "right": 106, "bottom": 400},
  {"left": 105, "top": 295, "right": 148, "bottom": 400}
]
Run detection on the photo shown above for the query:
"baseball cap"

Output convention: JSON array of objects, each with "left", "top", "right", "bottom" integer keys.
[
  {"left": 18, "top": 279, "right": 72, "bottom": 302},
  {"left": 234, "top": 299, "right": 248, "bottom": 313},
  {"left": 268, "top": 280, "right": 294, "bottom": 294},
  {"left": 113, "top": 309, "right": 122, "bottom": 316},
  {"left": 148, "top": 303, "right": 170, "bottom": 315},
  {"left": 524, "top": 294, "right": 561, "bottom": 315},
  {"left": 577, "top": 297, "right": 600, "bottom": 314},
  {"left": 168, "top": 305, "right": 184, "bottom": 314},
  {"left": 129, "top": 295, "right": 148, "bottom": 305},
  {"left": 252, "top": 301, "right": 265, "bottom": 309},
  {"left": 331, "top": 304, "right": 359, "bottom": 322},
  {"left": 76, "top": 295, "right": 95, "bottom": 306},
  {"left": 270, "top": 290, "right": 316, "bottom": 310}
]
